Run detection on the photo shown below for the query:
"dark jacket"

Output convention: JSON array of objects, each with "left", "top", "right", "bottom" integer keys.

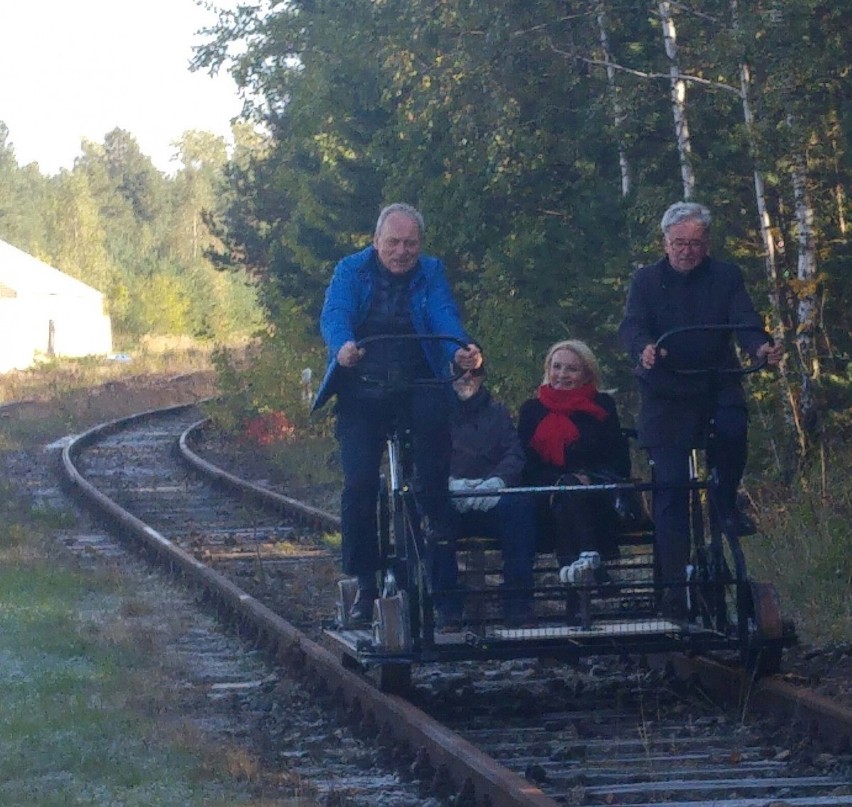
[
  {"left": 449, "top": 387, "right": 526, "bottom": 484},
  {"left": 517, "top": 391, "right": 630, "bottom": 487},
  {"left": 618, "top": 256, "right": 768, "bottom": 448},
  {"left": 313, "top": 246, "right": 471, "bottom": 411}
]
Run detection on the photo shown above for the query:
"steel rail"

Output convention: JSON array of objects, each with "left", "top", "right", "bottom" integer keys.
[
  {"left": 60, "top": 405, "right": 557, "bottom": 807},
  {"left": 178, "top": 417, "right": 852, "bottom": 753}
]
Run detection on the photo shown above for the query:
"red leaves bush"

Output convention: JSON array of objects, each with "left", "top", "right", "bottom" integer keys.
[{"left": 242, "top": 411, "right": 295, "bottom": 446}]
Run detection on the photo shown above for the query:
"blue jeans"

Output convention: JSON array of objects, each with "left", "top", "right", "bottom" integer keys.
[
  {"left": 335, "top": 386, "right": 454, "bottom": 578},
  {"left": 431, "top": 494, "right": 538, "bottom": 613},
  {"left": 649, "top": 404, "right": 748, "bottom": 586}
]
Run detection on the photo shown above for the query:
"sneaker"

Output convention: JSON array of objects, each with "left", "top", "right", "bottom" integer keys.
[{"left": 349, "top": 588, "right": 378, "bottom": 623}]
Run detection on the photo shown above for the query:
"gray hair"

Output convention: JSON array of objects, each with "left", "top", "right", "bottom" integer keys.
[
  {"left": 375, "top": 203, "right": 425, "bottom": 239},
  {"left": 660, "top": 202, "right": 711, "bottom": 235}
]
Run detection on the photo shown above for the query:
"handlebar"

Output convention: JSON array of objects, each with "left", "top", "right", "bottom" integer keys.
[
  {"left": 655, "top": 324, "right": 771, "bottom": 376},
  {"left": 353, "top": 333, "right": 474, "bottom": 388}
]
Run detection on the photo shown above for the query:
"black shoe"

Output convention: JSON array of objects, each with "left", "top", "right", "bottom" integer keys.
[{"left": 349, "top": 588, "right": 378, "bottom": 623}]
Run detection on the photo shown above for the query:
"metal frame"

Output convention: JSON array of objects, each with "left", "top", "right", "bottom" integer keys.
[{"left": 324, "top": 329, "right": 794, "bottom": 689}]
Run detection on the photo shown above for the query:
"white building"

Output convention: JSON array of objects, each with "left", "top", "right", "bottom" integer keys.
[{"left": 0, "top": 239, "right": 112, "bottom": 372}]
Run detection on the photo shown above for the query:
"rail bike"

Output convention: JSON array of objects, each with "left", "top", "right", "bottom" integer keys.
[{"left": 322, "top": 329, "right": 795, "bottom": 692}]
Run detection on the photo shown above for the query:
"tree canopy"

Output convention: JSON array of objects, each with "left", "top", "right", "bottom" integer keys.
[
  {"left": 192, "top": 0, "right": 850, "bottom": 467},
  {"left": 0, "top": 125, "right": 262, "bottom": 346}
]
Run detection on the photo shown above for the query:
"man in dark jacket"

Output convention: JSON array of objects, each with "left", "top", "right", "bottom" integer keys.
[
  {"left": 314, "top": 203, "right": 482, "bottom": 622},
  {"left": 618, "top": 201, "right": 782, "bottom": 615},
  {"left": 433, "top": 362, "right": 536, "bottom": 629}
]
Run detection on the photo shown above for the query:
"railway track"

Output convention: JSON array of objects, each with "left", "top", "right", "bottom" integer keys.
[{"left": 60, "top": 403, "right": 852, "bottom": 806}]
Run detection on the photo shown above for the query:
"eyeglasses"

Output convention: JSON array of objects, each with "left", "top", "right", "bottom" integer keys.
[
  {"left": 668, "top": 238, "right": 706, "bottom": 250},
  {"left": 453, "top": 365, "right": 485, "bottom": 378}
]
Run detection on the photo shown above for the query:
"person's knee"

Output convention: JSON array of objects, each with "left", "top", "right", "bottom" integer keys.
[{"left": 713, "top": 407, "right": 748, "bottom": 442}]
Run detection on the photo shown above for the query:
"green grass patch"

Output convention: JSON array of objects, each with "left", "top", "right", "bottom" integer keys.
[
  {"left": 0, "top": 548, "right": 265, "bottom": 807},
  {"left": 745, "top": 460, "right": 852, "bottom": 644}
]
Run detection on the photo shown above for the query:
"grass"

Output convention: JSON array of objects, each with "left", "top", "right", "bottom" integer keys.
[
  {"left": 0, "top": 348, "right": 322, "bottom": 807},
  {"left": 0, "top": 337, "right": 216, "bottom": 403},
  {"left": 744, "top": 456, "right": 852, "bottom": 645},
  {"left": 0, "top": 348, "right": 218, "bottom": 452},
  {"left": 0, "top": 538, "right": 269, "bottom": 806}
]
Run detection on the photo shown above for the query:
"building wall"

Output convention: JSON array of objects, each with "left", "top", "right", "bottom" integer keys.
[{"left": 0, "top": 294, "right": 112, "bottom": 372}]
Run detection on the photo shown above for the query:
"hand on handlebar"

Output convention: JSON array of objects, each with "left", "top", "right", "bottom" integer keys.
[
  {"left": 640, "top": 343, "right": 667, "bottom": 370},
  {"left": 756, "top": 341, "right": 784, "bottom": 366},
  {"left": 337, "top": 341, "right": 365, "bottom": 367},
  {"left": 453, "top": 344, "right": 483, "bottom": 371},
  {"left": 449, "top": 477, "right": 483, "bottom": 513}
]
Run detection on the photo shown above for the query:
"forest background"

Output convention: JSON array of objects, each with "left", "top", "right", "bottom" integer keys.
[{"left": 1, "top": 1, "right": 848, "bottom": 636}]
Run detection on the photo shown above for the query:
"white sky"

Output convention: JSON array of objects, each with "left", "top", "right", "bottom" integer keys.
[{"left": 0, "top": 1, "right": 244, "bottom": 175}]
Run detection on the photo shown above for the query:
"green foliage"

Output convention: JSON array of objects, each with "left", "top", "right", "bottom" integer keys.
[
  {"left": 0, "top": 123, "right": 264, "bottom": 348},
  {"left": 207, "top": 294, "right": 326, "bottom": 437},
  {"left": 187, "top": 0, "right": 851, "bottom": 640},
  {"left": 191, "top": 0, "right": 849, "bottom": 454},
  {"left": 745, "top": 443, "right": 852, "bottom": 644}
]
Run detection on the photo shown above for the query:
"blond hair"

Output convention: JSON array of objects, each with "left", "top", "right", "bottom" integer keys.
[{"left": 542, "top": 339, "right": 603, "bottom": 389}]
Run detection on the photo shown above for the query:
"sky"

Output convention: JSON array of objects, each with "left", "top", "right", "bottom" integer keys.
[{"left": 0, "top": 1, "right": 244, "bottom": 175}]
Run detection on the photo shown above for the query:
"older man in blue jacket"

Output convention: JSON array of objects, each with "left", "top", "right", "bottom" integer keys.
[
  {"left": 619, "top": 201, "right": 782, "bottom": 617},
  {"left": 314, "top": 203, "right": 481, "bottom": 622}
]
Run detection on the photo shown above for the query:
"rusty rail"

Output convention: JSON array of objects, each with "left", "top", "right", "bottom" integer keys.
[{"left": 61, "top": 407, "right": 557, "bottom": 807}]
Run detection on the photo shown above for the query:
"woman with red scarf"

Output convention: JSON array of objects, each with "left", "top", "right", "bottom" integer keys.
[{"left": 518, "top": 340, "right": 631, "bottom": 569}]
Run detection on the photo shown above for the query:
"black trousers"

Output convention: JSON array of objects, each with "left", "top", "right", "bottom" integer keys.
[
  {"left": 648, "top": 405, "right": 748, "bottom": 588},
  {"left": 335, "top": 387, "right": 454, "bottom": 577}
]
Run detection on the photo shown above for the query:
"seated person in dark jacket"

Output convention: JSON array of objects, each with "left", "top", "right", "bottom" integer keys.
[
  {"left": 433, "top": 360, "right": 537, "bottom": 630},
  {"left": 518, "top": 339, "right": 631, "bottom": 571},
  {"left": 618, "top": 201, "right": 782, "bottom": 616}
]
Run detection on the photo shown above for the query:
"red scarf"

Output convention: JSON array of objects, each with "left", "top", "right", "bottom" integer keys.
[{"left": 529, "top": 383, "right": 608, "bottom": 466}]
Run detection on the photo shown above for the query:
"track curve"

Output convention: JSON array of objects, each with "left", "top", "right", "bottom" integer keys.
[{"left": 60, "top": 404, "right": 852, "bottom": 806}]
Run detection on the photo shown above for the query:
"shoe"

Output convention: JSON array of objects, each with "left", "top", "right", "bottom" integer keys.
[{"left": 349, "top": 588, "right": 378, "bottom": 623}]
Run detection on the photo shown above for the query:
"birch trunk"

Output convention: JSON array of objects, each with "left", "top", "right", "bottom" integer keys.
[
  {"left": 596, "top": 5, "right": 630, "bottom": 198},
  {"left": 791, "top": 153, "right": 819, "bottom": 452},
  {"left": 658, "top": 1, "right": 694, "bottom": 199}
]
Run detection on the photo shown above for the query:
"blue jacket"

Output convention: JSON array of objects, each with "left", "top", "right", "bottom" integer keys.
[{"left": 313, "top": 246, "right": 472, "bottom": 411}]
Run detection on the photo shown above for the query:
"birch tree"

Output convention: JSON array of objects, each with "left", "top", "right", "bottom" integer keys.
[
  {"left": 596, "top": 4, "right": 630, "bottom": 198},
  {"left": 658, "top": 1, "right": 695, "bottom": 200}
]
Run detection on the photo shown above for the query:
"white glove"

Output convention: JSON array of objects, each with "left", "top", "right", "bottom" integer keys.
[
  {"left": 449, "top": 477, "right": 483, "bottom": 513},
  {"left": 469, "top": 477, "right": 504, "bottom": 512}
]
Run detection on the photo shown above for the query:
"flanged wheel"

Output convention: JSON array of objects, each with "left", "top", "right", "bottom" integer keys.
[{"left": 743, "top": 581, "right": 784, "bottom": 677}]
